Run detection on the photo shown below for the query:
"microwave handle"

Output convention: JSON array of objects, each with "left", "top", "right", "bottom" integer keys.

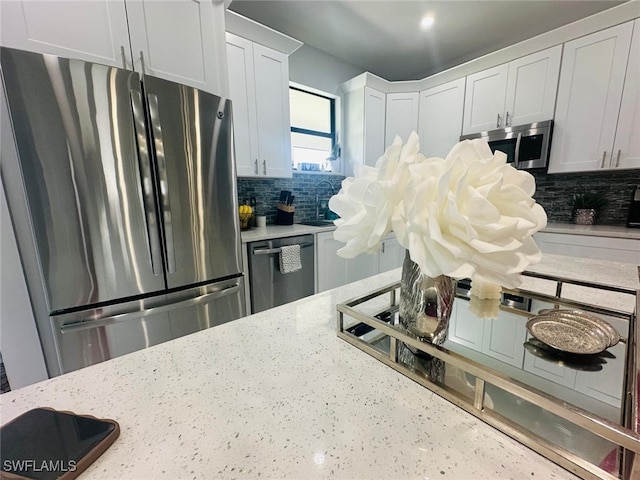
[{"left": 514, "top": 132, "right": 522, "bottom": 169}]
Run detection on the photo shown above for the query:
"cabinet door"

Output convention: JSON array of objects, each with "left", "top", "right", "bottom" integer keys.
[
  {"left": 385, "top": 92, "right": 419, "bottom": 147},
  {"left": 346, "top": 253, "right": 377, "bottom": 284},
  {"left": 126, "top": 0, "right": 225, "bottom": 95},
  {"left": 548, "top": 22, "right": 634, "bottom": 173},
  {"left": 504, "top": 45, "right": 561, "bottom": 127},
  {"left": 226, "top": 33, "right": 259, "bottom": 177},
  {"left": 462, "top": 63, "right": 508, "bottom": 135},
  {"left": 612, "top": 19, "right": 640, "bottom": 170},
  {"left": 316, "top": 232, "right": 348, "bottom": 292},
  {"left": 481, "top": 311, "right": 528, "bottom": 368},
  {"left": 447, "top": 300, "right": 485, "bottom": 352},
  {"left": 417, "top": 78, "right": 465, "bottom": 158},
  {"left": 363, "top": 87, "right": 386, "bottom": 167},
  {"left": 0, "top": 0, "right": 131, "bottom": 68},
  {"left": 378, "top": 234, "right": 404, "bottom": 273},
  {"left": 253, "top": 43, "right": 292, "bottom": 178}
]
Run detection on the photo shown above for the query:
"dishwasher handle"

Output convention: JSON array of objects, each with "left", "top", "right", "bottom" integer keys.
[{"left": 253, "top": 242, "right": 314, "bottom": 255}]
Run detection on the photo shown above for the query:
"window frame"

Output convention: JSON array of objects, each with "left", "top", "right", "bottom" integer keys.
[{"left": 289, "top": 85, "right": 337, "bottom": 171}]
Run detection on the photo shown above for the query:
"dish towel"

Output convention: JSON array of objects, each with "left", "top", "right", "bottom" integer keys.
[{"left": 279, "top": 244, "right": 302, "bottom": 274}]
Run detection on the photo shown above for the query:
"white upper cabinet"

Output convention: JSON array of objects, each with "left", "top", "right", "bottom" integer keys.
[
  {"left": 384, "top": 92, "right": 419, "bottom": 147},
  {"left": 364, "top": 87, "right": 387, "bottom": 167},
  {"left": 0, "top": 1, "right": 131, "bottom": 67},
  {"left": 549, "top": 21, "right": 635, "bottom": 173},
  {"left": 463, "top": 63, "right": 509, "bottom": 135},
  {"left": 126, "top": 0, "right": 227, "bottom": 95},
  {"left": 462, "top": 46, "right": 561, "bottom": 135},
  {"left": 611, "top": 19, "right": 640, "bottom": 170},
  {"left": 226, "top": 33, "right": 292, "bottom": 178},
  {"left": 226, "top": 33, "right": 259, "bottom": 177},
  {"left": 504, "top": 45, "right": 561, "bottom": 127},
  {"left": 417, "top": 78, "right": 465, "bottom": 158},
  {"left": 1, "top": 0, "right": 227, "bottom": 95}
]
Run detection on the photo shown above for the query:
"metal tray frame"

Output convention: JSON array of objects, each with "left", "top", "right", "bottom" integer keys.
[{"left": 337, "top": 270, "right": 640, "bottom": 480}]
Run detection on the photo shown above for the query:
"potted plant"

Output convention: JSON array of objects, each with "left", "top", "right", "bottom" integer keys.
[{"left": 571, "top": 191, "right": 608, "bottom": 225}]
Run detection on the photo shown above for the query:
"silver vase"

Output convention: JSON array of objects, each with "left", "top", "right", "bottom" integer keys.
[
  {"left": 398, "top": 250, "right": 456, "bottom": 345},
  {"left": 573, "top": 208, "right": 597, "bottom": 225}
]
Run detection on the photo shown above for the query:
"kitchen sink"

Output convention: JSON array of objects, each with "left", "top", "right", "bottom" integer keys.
[{"left": 299, "top": 220, "right": 336, "bottom": 227}]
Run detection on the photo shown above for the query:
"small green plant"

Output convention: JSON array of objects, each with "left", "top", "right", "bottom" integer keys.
[{"left": 571, "top": 191, "right": 608, "bottom": 210}]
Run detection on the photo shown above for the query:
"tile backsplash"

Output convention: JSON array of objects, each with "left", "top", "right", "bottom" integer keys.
[
  {"left": 237, "top": 170, "right": 640, "bottom": 227},
  {"left": 237, "top": 174, "right": 344, "bottom": 224},
  {"left": 531, "top": 169, "right": 640, "bottom": 225}
]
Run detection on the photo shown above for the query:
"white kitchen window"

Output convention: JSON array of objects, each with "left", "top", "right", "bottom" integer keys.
[{"left": 289, "top": 85, "right": 338, "bottom": 173}]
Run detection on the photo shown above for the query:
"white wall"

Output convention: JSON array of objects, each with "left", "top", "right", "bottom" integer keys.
[{"left": 289, "top": 44, "right": 364, "bottom": 95}]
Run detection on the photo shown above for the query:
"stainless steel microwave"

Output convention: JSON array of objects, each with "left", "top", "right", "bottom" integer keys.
[{"left": 460, "top": 120, "right": 553, "bottom": 170}]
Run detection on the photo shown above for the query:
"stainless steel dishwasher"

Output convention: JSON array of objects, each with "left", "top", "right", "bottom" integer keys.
[{"left": 247, "top": 234, "right": 315, "bottom": 313}]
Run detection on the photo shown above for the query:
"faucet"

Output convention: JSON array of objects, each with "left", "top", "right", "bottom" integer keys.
[{"left": 315, "top": 180, "right": 335, "bottom": 220}]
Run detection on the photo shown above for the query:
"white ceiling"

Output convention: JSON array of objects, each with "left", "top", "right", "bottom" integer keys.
[{"left": 228, "top": 0, "right": 627, "bottom": 81}]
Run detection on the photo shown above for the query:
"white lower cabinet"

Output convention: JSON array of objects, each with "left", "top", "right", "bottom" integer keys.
[
  {"left": 447, "top": 301, "right": 485, "bottom": 351},
  {"left": 533, "top": 232, "right": 640, "bottom": 263},
  {"left": 481, "top": 309, "right": 527, "bottom": 368},
  {"left": 316, "top": 231, "right": 404, "bottom": 293},
  {"left": 448, "top": 300, "right": 525, "bottom": 368}
]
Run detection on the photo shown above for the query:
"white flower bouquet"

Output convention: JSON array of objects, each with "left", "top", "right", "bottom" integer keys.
[{"left": 328, "top": 132, "right": 547, "bottom": 319}]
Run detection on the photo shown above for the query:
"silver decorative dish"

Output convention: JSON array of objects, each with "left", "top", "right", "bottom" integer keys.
[{"left": 527, "top": 309, "right": 620, "bottom": 354}]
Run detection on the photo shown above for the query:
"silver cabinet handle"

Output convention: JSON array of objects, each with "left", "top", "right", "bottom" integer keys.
[
  {"left": 130, "top": 90, "right": 163, "bottom": 275},
  {"left": 615, "top": 149, "right": 621, "bottom": 168},
  {"left": 60, "top": 283, "right": 242, "bottom": 333},
  {"left": 254, "top": 159, "right": 258, "bottom": 175},
  {"left": 252, "top": 242, "right": 314, "bottom": 255},
  {"left": 505, "top": 111, "right": 510, "bottom": 127},
  {"left": 496, "top": 113, "right": 501, "bottom": 128},
  {"left": 139, "top": 51, "right": 145, "bottom": 75},
  {"left": 381, "top": 242, "right": 385, "bottom": 254},
  {"left": 514, "top": 132, "right": 522, "bottom": 169},
  {"left": 120, "top": 45, "right": 127, "bottom": 69},
  {"left": 147, "top": 93, "right": 176, "bottom": 274},
  {"left": 262, "top": 159, "right": 267, "bottom": 175},
  {"left": 601, "top": 151, "right": 607, "bottom": 168}
]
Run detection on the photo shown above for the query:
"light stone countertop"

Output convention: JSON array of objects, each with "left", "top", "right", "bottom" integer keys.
[
  {"left": 540, "top": 222, "right": 640, "bottom": 239},
  {"left": 240, "top": 222, "right": 640, "bottom": 244},
  {"left": 2, "top": 254, "right": 638, "bottom": 480},
  {"left": 240, "top": 223, "right": 336, "bottom": 242}
]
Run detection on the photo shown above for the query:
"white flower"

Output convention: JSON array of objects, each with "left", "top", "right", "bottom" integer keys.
[
  {"left": 392, "top": 138, "right": 547, "bottom": 289},
  {"left": 328, "top": 132, "right": 426, "bottom": 258},
  {"left": 329, "top": 133, "right": 547, "bottom": 293}
]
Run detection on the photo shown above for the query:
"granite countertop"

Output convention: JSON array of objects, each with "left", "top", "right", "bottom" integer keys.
[
  {"left": 2, "top": 254, "right": 638, "bottom": 479},
  {"left": 542, "top": 222, "right": 640, "bottom": 239},
  {"left": 240, "top": 222, "right": 640, "bottom": 243},
  {"left": 240, "top": 223, "right": 336, "bottom": 242}
]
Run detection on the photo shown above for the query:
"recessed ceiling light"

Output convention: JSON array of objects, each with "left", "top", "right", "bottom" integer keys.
[{"left": 421, "top": 15, "right": 435, "bottom": 30}]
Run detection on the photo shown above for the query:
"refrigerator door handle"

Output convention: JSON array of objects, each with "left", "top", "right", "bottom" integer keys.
[
  {"left": 59, "top": 282, "right": 242, "bottom": 334},
  {"left": 130, "top": 90, "right": 163, "bottom": 275},
  {"left": 147, "top": 93, "right": 177, "bottom": 274}
]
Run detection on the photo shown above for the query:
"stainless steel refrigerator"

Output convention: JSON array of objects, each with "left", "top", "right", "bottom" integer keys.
[{"left": 1, "top": 47, "right": 245, "bottom": 376}]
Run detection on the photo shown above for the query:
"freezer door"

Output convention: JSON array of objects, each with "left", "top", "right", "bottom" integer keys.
[
  {"left": 167, "top": 277, "right": 245, "bottom": 338},
  {"left": 0, "top": 48, "right": 165, "bottom": 312},
  {"left": 143, "top": 76, "right": 242, "bottom": 289},
  {"left": 53, "top": 276, "right": 245, "bottom": 373},
  {"left": 53, "top": 294, "right": 173, "bottom": 374}
]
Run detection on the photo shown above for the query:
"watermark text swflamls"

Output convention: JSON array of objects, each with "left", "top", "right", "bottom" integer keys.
[{"left": 3, "top": 459, "right": 77, "bottom": 473}]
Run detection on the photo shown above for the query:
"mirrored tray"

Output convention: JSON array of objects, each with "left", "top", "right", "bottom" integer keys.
[{"left": 527, "top": 310, "right": 620, "bottom": 354}]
